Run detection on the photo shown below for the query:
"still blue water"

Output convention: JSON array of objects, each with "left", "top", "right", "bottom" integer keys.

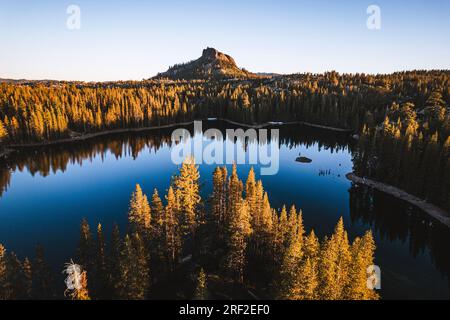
[{"left": 0, "top": 122, "right": 449, "bottom": 299}]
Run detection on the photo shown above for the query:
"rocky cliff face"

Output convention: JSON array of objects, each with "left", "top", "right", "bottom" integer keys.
[
  {"left": 200, "top": 47, "right": 236, "bottom": 65},
  {"left": 154, "top": 47, "right": 261, "bottom": 80}
]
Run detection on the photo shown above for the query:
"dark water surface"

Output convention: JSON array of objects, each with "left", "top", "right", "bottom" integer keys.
[{"left": 0, "top": 121, "right": 449, "bottom": 299}]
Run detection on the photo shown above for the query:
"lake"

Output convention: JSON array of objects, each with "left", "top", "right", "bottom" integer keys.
[{"left": 0, "top": 120, "right": 449, "bottom": 299}]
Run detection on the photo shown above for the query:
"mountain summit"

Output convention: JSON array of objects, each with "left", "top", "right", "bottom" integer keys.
[{"left": 153, "top": 47, "right": 261, "bottom": 80}]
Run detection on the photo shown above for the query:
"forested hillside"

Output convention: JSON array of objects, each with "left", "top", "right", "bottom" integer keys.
[
  {"left": 1, "top": 71, "right": 448, "bottom": 210},
  {"left": 154, "top": 47, "right": 262, "bottom": 80},
  {"left": 0, "top": 160, "right": 378, "bottom": 300}
]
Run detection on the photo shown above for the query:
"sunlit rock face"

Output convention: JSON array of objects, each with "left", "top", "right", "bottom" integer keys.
[{"left": 153, "top": 47, "right": 262, "bottom": 80}]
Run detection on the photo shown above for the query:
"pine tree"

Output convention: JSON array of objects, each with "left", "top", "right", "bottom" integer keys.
[
  {"left": 226, "top": 169, "right": 252, "bottom": 283},
  {"left": 345, "top": 231, "right": 379, "bottom": 300},
  {"left": 0, "top": 120, "right": 7, "bottom": 142},
  {"left": 303, "top": 230, "right": 320, "bottom": 260},
  {"left": 226, "top": 164, "right": 244, "bottom": 234},
  {"left": 7, "top": 252, "right": 24, "bottom": 299},
  {"left": 255, "top": 180, "right": 265, "bottom": 217},
  {"left": 133, "top": 233, "right": 151, "bottom": 298},
  {"left": 318, "top": 235, "right": 339, "bottom": 300},
  {"left": 151, "top": 188, "right": 164, "bottom": 229},
  {"left": 271, "top": 209, "right": 282, "bottom": 266},
  {"left": 295, "top": 208, "right": 305, "bottom": 245},
  {"left": 220, "top": 166, "right": 228, "bottom": 221},
  {"left": 22, "top": 258, "right": 33, "bottom": 299},
  {"left": 212, "top": 167, "right": 226, "bottom": 231},
  {"left": 165, "top": 186, "right": 181, "bottom": 270},
  {"left": 194, "top": 268, "right": 208, "bottom": 300},
  {"left": 319, "top": 218, "right": 351, "bottom": 300},
  {"left": 33, "top": 245, "right": 53, "bottom": 299},
  {"left": 259, "top": 192, "right": 273, "bottom": 248},
  {"left": 116, "top": 234, "right": 134, "bottom": 299},
  {"left": 69, "top": 271, "right": 90, "bottom": 300},
  {"left": 77, "top": 218, "right": 93, "bottom": 274},
  {"left": 128, "top": 184, "right": 151, "bottom": 235},
  {"left": 245, "top": 167, "right": 257, "bottom": 220},
  {"left": 333, "top": 217, "right": 352, "bottom": 299},
  {"left": 0, "top": 244, "right": 11, "bottom": 299},
  {"left": 95, "top": 223, "right": 108, "bottom": 298},
  {"left": 109, "top": 224, "right": 122, "bottom": 298},
  {"left": 279, "top": 206, "right": 289, "bottom": 248},
  {"left": 297, "top": 257, "right": 319, "bottom": 300},
  {"left": 150, "top": 188, "right": 166, "bottom": 275},
  {"left": 278, "top": 233, "right": 302, "bottom": 299},
  {"left": 261, "top": 192, "right": 272, "bottom": 236},
  {"left": 287, "top": 205, "right": 298, "bottom": 244},
  {"left": 360, "top": 231, "right": 379, "bottom": 300},
  {"left": 246, "top": 186, "right": 274, "bottom": 276},
  {"left": 174, "top": 156, "right": 201, "bottom": 237},
  {"left": 117, "top": 234, "right": 150, "bottom": 299},
  {"left": 226, "top": 199, "right": 252, "bottom": 283}
]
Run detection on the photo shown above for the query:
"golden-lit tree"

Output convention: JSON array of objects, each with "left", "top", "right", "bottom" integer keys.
[
  {"left": 68, "top": 271, "right": 90, "bottom": 300},
  {"left": 128, "top": 184, "right": 151, "bottom": 235},
  {"left": 0, "top": 164, "right": 381, "bottom": 300},
  {"left": 319, "top": 217, "right": 351, "bottom": 300},
  {"left": 117, "top": 234, "right": 150, "bottom": 300},
  {"left": 77, "top": 218, "right": 93, "bottom": 276},
  {"left": 150, "top": 188, "right": 166, "bottom": 275},
  {"left": 297, "top": 257, "right": 319, "bottom": 300},
  {"left": 212, "top": 166, "right": 227, "bottom": 232},
  {"left": 345, "top": 231, "right": 379, "bottom": 300},
  {"left": 303, "top": 230, "right": 320, "bottom": 260},
  {"left": 0, "top": 120, "right": 7, "bottom": 142},
  {"left": 279, "top": 233, "right": 302, "bottom": 299},
  {"left": 226, "top": 200, "right": 252, "bottom": 283},
  {"left": 165, "top": 186, "right": 182, "bottom": 270},
  {"left": 173, "top": 157, "right": 201, "bottom": 237},
  {"left": 0, "top": 244, "right": 11, "bottom": 299},
  {"left": 194, "top": 268, "right": 208, "bottom": 300}
]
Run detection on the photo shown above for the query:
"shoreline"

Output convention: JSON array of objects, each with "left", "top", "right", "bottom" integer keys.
[
  {"left": 4, "top": 120, "right": 196, "bottom": 149},
  {"left": 219, "top": 118, "right": 353, "bottom": 132},
  {"left": 3, "top": 122, "right": 447, "bottom": 227},
  {"left": 346, "top": 173, "right": 450, "bottom": 228},
  {"left": 1, "top": 118, "right": 353, "bottom": 152}
]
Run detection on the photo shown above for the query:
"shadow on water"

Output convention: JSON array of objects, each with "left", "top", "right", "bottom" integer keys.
[{"left": 349, "top": 184, "right": 450, "bottom": 298}]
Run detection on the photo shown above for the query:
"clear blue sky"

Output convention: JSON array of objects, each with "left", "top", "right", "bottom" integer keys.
[{"left": 0, "top": 0, "right": 449, "bottom": 81}]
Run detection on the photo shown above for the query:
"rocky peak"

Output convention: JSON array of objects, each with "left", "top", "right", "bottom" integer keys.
[
  {"left": 201, "top": 47, "right": 237, "bottom": 65},
  {"left": 153, "top": 47, "right": 261, "bottom": 80},
  {"left": 202, "top": 47, "right": 220, "bottom": 60}
]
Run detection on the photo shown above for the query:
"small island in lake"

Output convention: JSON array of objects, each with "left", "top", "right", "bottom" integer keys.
[{"left": 296, "top": 156, "right": 312, "bottom": 163}]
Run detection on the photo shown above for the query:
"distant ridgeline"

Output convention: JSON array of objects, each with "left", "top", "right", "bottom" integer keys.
[{"left": 0, "top": 49, "right": 449, "bottom": 211}]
